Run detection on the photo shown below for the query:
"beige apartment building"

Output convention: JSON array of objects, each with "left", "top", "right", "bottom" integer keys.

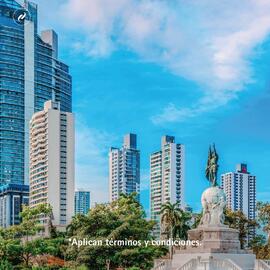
[{"left": 29, "top": 100, "right": 74, "bottom": 228}]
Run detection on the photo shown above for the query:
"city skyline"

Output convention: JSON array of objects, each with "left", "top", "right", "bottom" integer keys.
[
  {"left": 6, "top": 0, "right": 270, "bottom": 214},
  {"left": 0, "top": 1, "right": 72, "bottom": 189},
  {"left": 1, "top": 2, "right": 269, "bottom": 268}
]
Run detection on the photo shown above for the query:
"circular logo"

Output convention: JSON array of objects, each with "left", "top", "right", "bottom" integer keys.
[{"left": 13, "top": 9, "right": 31, "bottom": 25}]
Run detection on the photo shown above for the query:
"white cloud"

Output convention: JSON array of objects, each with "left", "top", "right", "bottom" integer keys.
[
  {"left": 36, "top": 0, "right": 270, "bottom": 124},
  {"left": 151, "top": 91, "right": 236, "bottom": 124},
  {"left": 75, "top": 117, "right": 116, "bottom": 205}
]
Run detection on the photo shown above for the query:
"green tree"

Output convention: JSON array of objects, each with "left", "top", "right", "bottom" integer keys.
[
  {"left": 257, "top": 202, "right": 270, "bottom": 241},
  {"left": 18, "top": 204, "right": 53, "bottom": 240},
  {"left": 173, "top": 209, "right": 192, "bottom": 240},
  {"left": 160, "top": 202, "right": 181, "bottom": 240},
  {"left": 0, "top": 259, "right": 13, "bottom": 270},
  {"left": 16, "top": 204, "right": 54, "bottom": 267},
  {"left": 249, "top": 234, "right": 268, "bottom": 258},
  {"left": 65, "top": 193, "right": 166, "bottom": 270},
  {"left": 0, "top": 203, "right": 59, "bottom": 268},
  {"left": 225, "top": 209, "right": 257, "bottom": 249},
  {"left": 160, "top": 202, "right": 182, "bottom": 259},
  {"left": 191, "top": 212, "right": 202, "bottom": 229},
  {"left": 114, "top": 246, "right": 165, "bottom": 269},
  {"left": 0, "top": 227, "right": 22, "bottom": 265}
]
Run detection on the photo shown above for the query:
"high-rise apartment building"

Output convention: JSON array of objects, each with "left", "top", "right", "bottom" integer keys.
[
  {"left": 0, "top": 0, "right": 72, "bottom": 188},
  {"left": 75, "top": 190, "right": 91, "bottom": 215},
  {"left": 109, "top": 134, "right": 140, "bottom": 202},
  {"left": 29, "top": 101, "right": 74, "bottom": 228},
  {"left": 221, "top": 164, "right": 256, "bottom": 240},
  {"left": 0, "top": 183, "right": 29, "bottom": 228},
  {"left": 150, "top": 151, "right": 162, "bottom": 226},
  {"left": 150, "top": 136, "right": 185, "bottom": 237}
]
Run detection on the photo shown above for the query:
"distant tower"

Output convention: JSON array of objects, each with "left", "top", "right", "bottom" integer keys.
[
  {"left": 109, "top": 134, "right": 140, "bottom": 202},
  {"left": 221, "top": 164, "right": 256, "bottom": 241},
  {"left": 150, "top": 135, "right": 185, "bottom": 237},
  {"left": 29, "top": 101, "right": 75, "bottom": 229},
  {"left": 0, "top": 184, "right": 29, "bottom": 228},
  {"left": 75, "top": 190, "right": 91, "bottom": 215}
]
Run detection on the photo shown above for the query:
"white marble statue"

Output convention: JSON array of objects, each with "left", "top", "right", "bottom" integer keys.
[{"left": 200, "top": 186, "right": 226, "bottom": 226}]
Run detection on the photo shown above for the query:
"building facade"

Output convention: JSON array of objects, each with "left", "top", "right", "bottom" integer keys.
[
  {"left": 0, "top": 0, "right": 72, "bottom": 188},
  {"left": 221, "top": 164, "right": 256, "bottom": 240},
  {"left": 0, "top": 183, "right": 29, "bottom": 228},
  {"left": 29, "top": 100, "right": 74, "bottom": 228},
  {"left": 150, "top": 136, "right": 185, "bottom": 237},
  {"left": 150, "top": 150, "right": 162, "bottom": 230},
  {"left": 109, "top": 134, "right": 140, "bottom": 202},
  {"left": 75, "top": 190, "right": 91, "bottom": 215}
]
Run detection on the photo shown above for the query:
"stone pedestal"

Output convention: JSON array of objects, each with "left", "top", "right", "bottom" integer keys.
[
  {"left": 187, "top": 225, "right": 241, "bottom": 253},
  {"left": 170, "top": 225, "right": 255, "bottom": 269},
  {"left": 171, "top": 253, "right": 256, "bottom": 270},
  {"left": 153, "top": 183, "right": 257, "bottom": 269}
]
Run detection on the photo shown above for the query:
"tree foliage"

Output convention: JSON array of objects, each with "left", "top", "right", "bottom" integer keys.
[
  {"left": 224, "top": 208, "right": 258, "bottom": 249},
  {"left": 249, "top": 202, "right": 270, "bottom": 259},
  {"left": 0, "top": 203, "right": 60, "bottom": 268},
  {"left": 4, "top": 197, "right": 269, "bottom": 268},
  {"left": 257, "top": 202, "right": 270, "bottom": 240},
  {"left": 65, "top": 193, "right": 167, "bottom": 269},
  {"left": 160, "top": 202, "right": 191, "bottom": 241}
]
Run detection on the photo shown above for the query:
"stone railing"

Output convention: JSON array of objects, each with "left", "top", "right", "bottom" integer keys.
[
  {"left": 176, "top": 257, "right": 243, "bottom": 270},
  {"left": 176, "top": 258, "right": 198, "bottom": 270},
  {"left": 256, "top": 260, "right": 270, "bottom": 270},
  {"left": 210, "top": 258, "right": 243, "bottom": 270},
  {"left": 152, "top": 260, "right": 171, "bottom": 270}
]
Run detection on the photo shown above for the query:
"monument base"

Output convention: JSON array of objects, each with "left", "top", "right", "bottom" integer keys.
[
  {"left": 171, "top": 252, "right": 256, "bottom": 270},
  {"left": 169, "top": 226, "right": 254, "bottom": 269},
  {"left": 187, "top": 225, "right": 242, "bottom": 253}
]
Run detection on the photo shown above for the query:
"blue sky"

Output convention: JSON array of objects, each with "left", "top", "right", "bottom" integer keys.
[{"left": 34, "top": 0, "right": 270, "bottom": 213}]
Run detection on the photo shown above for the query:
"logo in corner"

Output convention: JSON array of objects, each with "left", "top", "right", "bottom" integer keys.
[{"left": 13, "top": 8, "right": 31, "bottom": 25}]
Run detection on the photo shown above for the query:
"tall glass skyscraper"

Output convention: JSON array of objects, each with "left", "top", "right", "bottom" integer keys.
[{"left": 0, "top": 0, "right": 72, "bottom": 186}]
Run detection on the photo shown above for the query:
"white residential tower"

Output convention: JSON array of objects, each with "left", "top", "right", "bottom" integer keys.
[
  {"left": 150, "top": 135, "right": 185, "bottom": 237},
  {"left": 221, "top": 163, "right": 256, "bottom": 240},
  {"left": 29, "top": 100, "right": 75, "bottom": 228}
]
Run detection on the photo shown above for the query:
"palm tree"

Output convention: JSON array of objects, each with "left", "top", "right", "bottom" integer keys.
[
  {"left": 173, "top": 209, "right": 192, "bottom": 240},
  {"left": 160, "top": 202, "right": 181, "bottom": 259},
  {"left": 192, "top": 212, "right": 202, "bottom": 229}
]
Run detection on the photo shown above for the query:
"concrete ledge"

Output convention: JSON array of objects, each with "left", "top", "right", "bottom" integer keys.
[{"left": 171, "top": 253, "right": 256, "bottom": 270}]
